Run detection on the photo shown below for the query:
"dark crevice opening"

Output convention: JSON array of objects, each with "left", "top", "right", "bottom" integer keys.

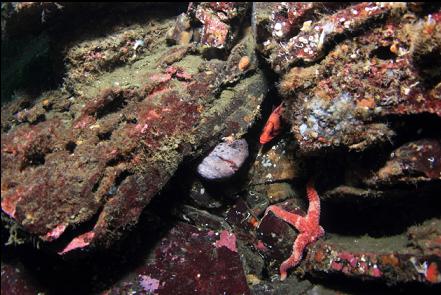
[
  {"left": 321, "top": 181, "right": 441, "bottom": 237},
  {"left": 369, "top": 45, "right": 397, "bottom": 60},
  {"left": 106, "top": 154, "right": 127, "bottom": 167},
  {"left": 95, "top": 94, "right": 127, "bottom": 119},
  {"left": 97, "top": 130, "right": 112, "bottom": 141},
  {"left": 24, "top": 152, "right": 46, "bottom": 168},
  {"left": 65, "top": 141, "right": 77, "bottom": 154},
  {"left": 114, "top": 170, "right": 132, "bottom": 188}
]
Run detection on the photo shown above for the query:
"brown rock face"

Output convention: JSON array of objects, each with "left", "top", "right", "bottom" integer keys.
[{"left": 1, "top": 4, "right": 265, "bottom": 252}]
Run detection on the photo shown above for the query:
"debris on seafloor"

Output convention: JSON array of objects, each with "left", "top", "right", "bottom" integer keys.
[{"left": 1, "top": 2, "right": 441, "bottom": 295}]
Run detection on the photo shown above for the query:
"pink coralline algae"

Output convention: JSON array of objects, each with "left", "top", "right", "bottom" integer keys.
[
  {"left": 41, "top": 223, "right": 67, "bottom": 242},
  {"left": 1, "top": 187, "right": 25, "bottom": 219},
  {"left": 58, "top": 231, "right": 96, "bottom": 255},
  {"left": 197, "top": 139, "right": 249, "bottom": 180},
  {"left": 214, "top": 230, "right": 238, "bottom": 253},
  {"left": 264, "top": 180, "right": 324, "bottom": 280}
]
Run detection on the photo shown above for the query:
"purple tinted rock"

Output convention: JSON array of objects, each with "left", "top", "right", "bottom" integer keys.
[
  {"left": 105, "top": 222, "right": 250, "bottom": 294},
  {"left": 1, "top": 260, "right": 46, "bottom": 295},
  {"left": 139, "top": 275, "right": 160, "bottom": 293},
  {"left": 197, "top": 139, "right": 249, "bottom": 180}
]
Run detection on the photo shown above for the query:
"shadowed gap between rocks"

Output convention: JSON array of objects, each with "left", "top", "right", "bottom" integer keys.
[
  {"left": 302, "top": 113, "right": 441, "bottom": 237},
  {"left": 321, "top": 183, "right": 441, "bottom": 237}
]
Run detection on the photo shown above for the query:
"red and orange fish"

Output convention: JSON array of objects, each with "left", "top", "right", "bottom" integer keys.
[{"left": 259, "top": 103, "right": 284, "bottom": 145}]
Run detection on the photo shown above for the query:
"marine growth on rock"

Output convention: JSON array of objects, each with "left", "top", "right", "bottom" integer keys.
[{"left": 1, "top": 2, "right": 441, "bottom": 294}]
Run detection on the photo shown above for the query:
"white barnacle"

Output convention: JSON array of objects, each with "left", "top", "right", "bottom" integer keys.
[
  {"left": 299, "top": 124, "right": 308, "bottom": 136},
  {"left": 133, "top": 39, "right": 145, "bottom": 51},
  {"left": 317, "top": 23, "right": 334, "bottom": 50},
  {"left": 274, "top": 22, "right": 284, "bottom": 37},
  {"left": 299, "top": 36, "right": 308, "bottom": 44}
]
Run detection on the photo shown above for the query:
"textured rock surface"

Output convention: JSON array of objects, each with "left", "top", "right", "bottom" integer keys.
[
  {"left": 165, "top": 2, "right": 251, "bottom": 59},
  {"left": 304, "top": 222, "right": 441, "bottom": 284},
  {"left": 1, "top": 260, "right": 46, "bottom": 295},
  {"left": 104, "top": 222, "right": 250, "bottom": 295},
  {"left": 1, "top": 2, "right": 440, "bottom": 294},
  {"left": 255, "top": 2, "right": 441, "bottom": 153},
  {"left": 1, "top": 4, "right": 266, "bottom": 253}
]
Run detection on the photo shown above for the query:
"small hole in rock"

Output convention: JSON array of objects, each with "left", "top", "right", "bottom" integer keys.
[
  {"left": 98, "top": 131, "right": 112, "bottom": 141},
  {"left": 27, "top": 153, "right": 45, "bottom": 166},
  {"left": 66, "top": 141, "right": 77, "bottom": 154},
  {"left": 369, "top": 45, "right": 396, "bottom": 60},
  {"left": 126, "top": 117, "right": 138, "bottom": 124}
]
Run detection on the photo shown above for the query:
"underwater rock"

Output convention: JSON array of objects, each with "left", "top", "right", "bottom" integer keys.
[
  {"left": 225, "top": 199, "right": 259, "bottom": 246},
  {"left": 197, "top": 139, "right": 249, "bottom": 180},
  {"left": 176, "top": 205, "right": 232, "bottom": 232},
  {"left": 166, "top": 13, "right": 193, "bottom": 46},
  {"left": 1, "top": 3, "right": 188, "bottom": 102},
  {"left": 316, "top": 138, "right": 441, "bottom": 203},
  {"left": 411, "top": 11, "right": 441, "bottom": 83},
  {"left": 250, "top": 275, "right": 313, "bottom": 295},
  {"left": 187, "top": 179, "right": 223, "bottom": 209},
  {"left": 304, "top": 234, "right": 441, "bottom": 285},
  {"left": 104, "top": 222, "right": 250, "bottom": 294},
  {"left": 1, "top": 260, "right": 46, "bottom": 295},
  {"left": 255, "top": 2, "right": 441, "bottom": 153},
  {"left": 1, "top": 13, "right": 266, "bottom": 252},
  {"left": 245, "top": 190, "right": 269, "bottom": 217},
  {"left": 2, "top": 2, "right": 441, "bottom": 293},
  {"left": 373, "top": 139, "right": 441, "bottom": 184},
  {"left": 167, "top": 2, "right": 250, "bottom": 56},
  {"left": 249, "top": 136, "right": 300, "bottom": 185}
]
